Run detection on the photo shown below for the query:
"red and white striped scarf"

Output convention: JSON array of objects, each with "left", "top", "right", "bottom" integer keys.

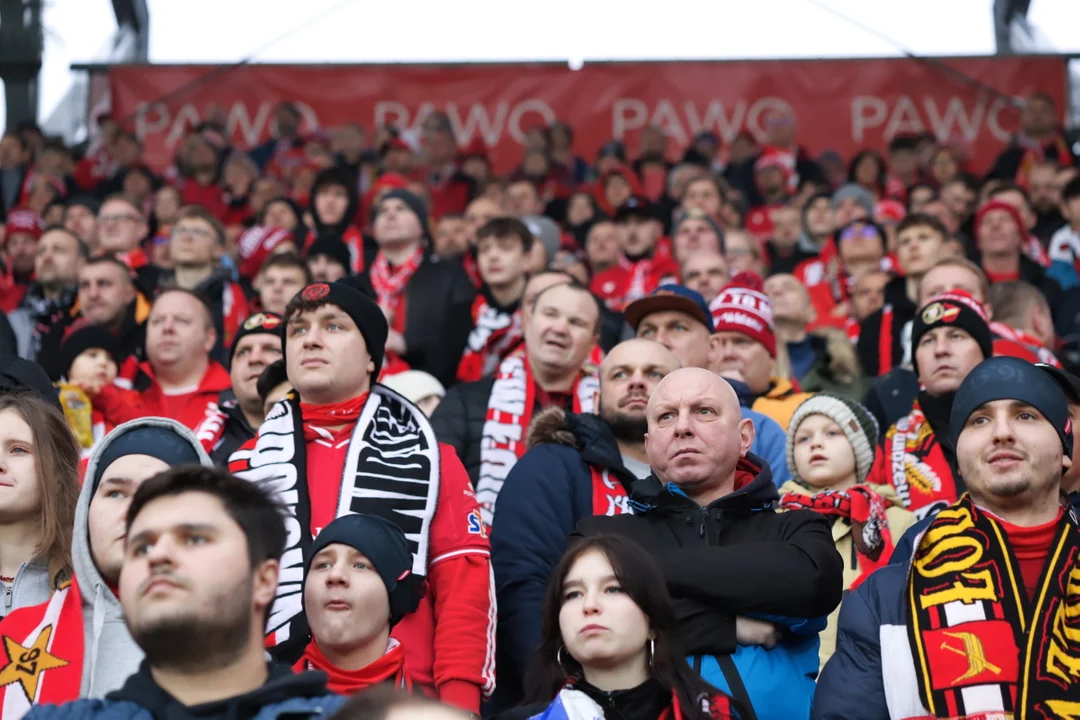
[
  {"left": 456, "top": 295, "right": 522, "bottom": 383},
  {"left": 370, "top": 248, "right": 424, "bottom": 333}
]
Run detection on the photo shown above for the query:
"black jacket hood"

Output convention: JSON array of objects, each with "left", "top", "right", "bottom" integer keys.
[
  {"left": 108, "top": 660, "right": 330, "bottom": 719},
  {"left": 310, "top": 166, "right": 359, "bottom": 237}
]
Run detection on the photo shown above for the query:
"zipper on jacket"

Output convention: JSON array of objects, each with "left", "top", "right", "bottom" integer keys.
[
  {"left": 699, "top": 507, "right": 708, "bottom": 538},
  {"left": 3, "top": 582, "right": 11, "bottom": 613}
]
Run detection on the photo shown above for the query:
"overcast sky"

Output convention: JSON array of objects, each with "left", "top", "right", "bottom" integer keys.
[{"left": 3, "top": 0, "right": 1080, "bottom": 133}]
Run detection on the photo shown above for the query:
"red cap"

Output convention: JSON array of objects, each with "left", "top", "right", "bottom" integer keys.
[
  {"left": 3, "top": 208, "right": 43, "bottom": 242},
  {"left": 237, "top": 226, "right": 293, "bottom": 279},
  {"left": 975, "top": 200, "right": 1026, "bottom": 246},
  {"left": 709, "top": 272, "right": 777, "bottom": 357}
]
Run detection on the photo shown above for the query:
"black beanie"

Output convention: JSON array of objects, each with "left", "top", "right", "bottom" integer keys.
[
  {"left": 92, "top": 424, "right": 202, "bottom": 492},
  {"left": 950, "top": 356, "right": 1073, "bottom": 459},
  {"left": 378, "top": 189, "right": 431, "bottom": 242},
  {"left": 289, "top": 280, "right": 387, "bottom": 376},
  {"left": 304, "top": 514, "right": 423, "bottom": 628},
  {"left": 58, "top": 321, "right": 120, "bottom": 378},
  {"left": 912, "top": 290, "right": 994, "bottom": 378},
  {"left": 306, "top": 234, "right": 352, "bottom": 275},
  {"left": 0, "top": 356, "right": 60, "bottom": 409},
  {"left": 229, "top": 312, "right": 284, "bottom": 364}
]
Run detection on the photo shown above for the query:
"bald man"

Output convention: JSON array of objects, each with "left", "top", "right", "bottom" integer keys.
[
  {"left": 490, "top": 339, "right": 680, "bottom": 708},
  {"left": 578, "top": 368, "right": 843, "bottom": 720}
]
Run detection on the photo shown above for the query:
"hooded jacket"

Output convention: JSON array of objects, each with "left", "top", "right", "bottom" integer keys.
[
  {"left": 489, "top": 409, "right": 637, "bottom": 709},
  {"left": 24, "top": 661, "right": 344, "bottom": 720},
  {"left": 577, "top": 454, "right": 844, "bottom": 720},
  {"left": 74, "top": 418, "right": 212, "bottom": 700},
  {"left": 855, "top": 276, "right": 916, "bottom": 378},
  {"left": 796, "top": 328, "right": 869, "bottom": 403},
  {"left": 750, "top": 378, "right": 816, "bottom": 431}
]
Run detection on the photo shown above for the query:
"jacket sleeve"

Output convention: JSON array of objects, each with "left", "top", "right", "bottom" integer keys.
[
  {"left": 662, "top": 510, "right": 844, "bottom": 618},
  {"left": 427, "top": 447, "right": 495, "bottom": 712},
  {"left": 430, "top": 385, "right": 470, "bottom": 461},
  {"left": 92, "top": 385, "right": 151, "bottom": 427},
  {"left": 888, "top": 516, "right": 930, "bottom": 567},
  {"left": 855, "top": 308, "right": 885, "bottom": 377},
  {"left": 404, "top": 267, "right": 475, "bottom": 387},
  {"left": 811, "top": 579, "right": 890, "bottom": 720},
  {"left": 491, "top": 446, "right": 579, "bottom": 682},
  {"left": 748, "top": 413, "right": 790, "bottom": 485}
]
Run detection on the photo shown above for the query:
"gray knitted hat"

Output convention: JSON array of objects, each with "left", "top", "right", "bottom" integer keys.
[{"left": 786, "top": 393, "right": 879, "bottom": 486}]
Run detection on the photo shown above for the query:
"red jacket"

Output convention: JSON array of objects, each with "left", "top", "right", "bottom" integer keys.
[
  {"left": 178, "top": 179, "right": 230, "bottom": 222},
  {"left": 231, "top": 430, "right": 494, "bottom": 713},
  {"left": 590, "top": 244, "right": 680, "bottom": 312},
  {"left": 94, "top": 360, "right": 232, "bottom": 430}
]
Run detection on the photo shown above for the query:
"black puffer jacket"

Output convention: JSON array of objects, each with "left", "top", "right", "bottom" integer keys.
[{"left": 430, "top": 376, "right": 499, "bottom": 483}]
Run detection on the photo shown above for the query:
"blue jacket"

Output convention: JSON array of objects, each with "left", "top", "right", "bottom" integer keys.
[
  {"left": 490, "top": 409, "right": 638, "bottom": 710},
  {"left": 727, "top": 378, "right": 791, "bottom": 485},
  {"left": 577, "top": 454, "right": 844, "bottom": 720},
  {"left": 25, "top": 663, "right": 345, "bottom": 720}
]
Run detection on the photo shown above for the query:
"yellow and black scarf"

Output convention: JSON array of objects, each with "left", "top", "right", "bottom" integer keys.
[{"left": 907, "top": 495, "right": 1080, "bottom": 718}]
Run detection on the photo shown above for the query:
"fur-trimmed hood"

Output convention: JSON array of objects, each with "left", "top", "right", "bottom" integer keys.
[{"left": 808, "top": 326, "right": 863, "bottom": 384}]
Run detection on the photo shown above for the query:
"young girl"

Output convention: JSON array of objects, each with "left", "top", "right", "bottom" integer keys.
[
  {"left": 507, "top": 535, "right": 736, "bottom": 720},
  {"left": 779, "top": 393, "right": 916, "bottom": 667},
  {"left": 0, "top": 392, "right": 80, "bottom": 616}
]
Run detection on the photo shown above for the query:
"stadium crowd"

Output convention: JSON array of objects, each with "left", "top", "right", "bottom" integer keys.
[{"left": 0, "top": 89, "right": 1078, "bottom": 718}]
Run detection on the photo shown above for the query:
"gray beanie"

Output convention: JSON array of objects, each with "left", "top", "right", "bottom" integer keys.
[
  {"left": 830, "top": 183, "right": 875, "bottom": 221},
  {"left": 522, "top": 215, "right": 562, "bottom": 264},
  {"left": 672, "top": 209, "right": 726, "bottom": 253},
  {"left": 786, "top": 393, "right": 880, "bottom": 486}
]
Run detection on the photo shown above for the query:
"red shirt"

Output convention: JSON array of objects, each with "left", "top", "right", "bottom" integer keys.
[
  {"left": 94, "top": 361, "right": 232, "bottom": 430},
  {"left": 178, "top": 179, "right": 230, "bottom": 222},
  {"left": 996, "top": 507, "right": 1062, "bottom": 601},
  {"left": 300, "top": 419, "right": 493, "bottom": 712}
]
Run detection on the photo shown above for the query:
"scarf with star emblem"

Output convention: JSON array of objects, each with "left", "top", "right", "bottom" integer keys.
[{"left": 0, "top": 578, "right": 83, "bottom": 718}]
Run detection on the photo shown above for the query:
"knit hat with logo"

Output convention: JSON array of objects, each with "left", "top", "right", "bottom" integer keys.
[
  {"left": 709, "top": 272, "right": 776, "bottom": 357},
  {"left": 911, "top": 290, "right": 993, "bottom": 378}
]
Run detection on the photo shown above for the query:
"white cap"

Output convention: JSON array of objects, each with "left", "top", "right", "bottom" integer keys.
[{"left": 380, "top": 370, "right": 446, "bottom": 405}]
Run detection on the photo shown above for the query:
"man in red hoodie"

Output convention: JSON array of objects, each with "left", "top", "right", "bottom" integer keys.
[
  {"left": 92, "top": 288, "right": 231, "bottom": 429},
  {"left": 228, "top": 279, "right": 494, "bottom": 713},
  {"left": 590, "top": 196, "right": 679, "bottom": 311}
]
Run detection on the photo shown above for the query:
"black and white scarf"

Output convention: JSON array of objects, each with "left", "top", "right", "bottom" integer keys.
[{"left": 229, "top": 384, "right": 441, "bottom": 663}]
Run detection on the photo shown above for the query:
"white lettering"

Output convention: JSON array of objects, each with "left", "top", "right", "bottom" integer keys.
[
  {"left": 507, "top": 99, "right": 556, "bottom": 143},
  {"left": 684, "top": 100, "right": 747, "bottom": 145},
  {"left": 227, "top": 102, "right": 273, "bottom": 149},
  {"left": 374, "top": 101, "right": 410, "bottom": 130},
  {"left": 924, "top": 97, "right": 985, "bottom": 143},
  {"left": 612, "top": 98, "right": 649, "bottom": 138},
  {"left": 448, "top": 103, "right": 509, "bottom": 146},
  {"left": 744, "top": 97, "right": 794, "bottom": 142},
  {"left": 851, "top": 96, "right": 888, "bottom": 143},
  {"left": 650, "top": 100, "right": 687, "bottom": 146},
  {"left": 884, "top": 96, "right": 926, "bottom": 139}
]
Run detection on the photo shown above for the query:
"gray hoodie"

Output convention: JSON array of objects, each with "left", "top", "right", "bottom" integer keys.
[{"left": 73, "top": 417, "right": 212, "bottom": 698}]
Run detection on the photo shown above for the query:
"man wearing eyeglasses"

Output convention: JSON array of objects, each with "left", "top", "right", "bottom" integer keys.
[
  {"left": 96, "top": 195, "right": 148, "bottom": 257},
  {"left": 153, "top": 205, "right": 250, "bottom": 366}
]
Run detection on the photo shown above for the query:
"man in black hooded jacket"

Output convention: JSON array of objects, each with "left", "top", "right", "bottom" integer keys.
[{"left": 577, "top": 367, "right": 843, "bottom": 719}]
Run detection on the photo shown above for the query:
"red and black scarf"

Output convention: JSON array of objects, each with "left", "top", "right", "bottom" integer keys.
[
  {"left": 294, "top": 638, "right": 411, "bottom": 696},
  {"left": 884, "top": 402, "right": 957, "bottom": 518},
  {"left": 0, "top": 579, "right": 84, "bottom": 717},
  {"left": 907, "top": 495, "right": 1080, "bottom": 718},
  {"left": 456, "top": 294, "right": 522, "bottom": 383},
  {"left": 370, "top": 248, "right": 423, "bottom": 334},
  {"left": 475, "top": 348, "right": 598, "bottom": 526},
  {"left": 779, "top": 485, "right": 893, "bottom": 589}
]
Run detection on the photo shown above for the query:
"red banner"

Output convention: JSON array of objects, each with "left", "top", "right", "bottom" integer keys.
[{"left": 108, "top": 57, "right": 1066, "bottom": 174}]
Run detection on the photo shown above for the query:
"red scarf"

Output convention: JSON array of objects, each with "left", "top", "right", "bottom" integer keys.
[
  {"left": 883, "top": 401, "right": 957, "bottom": 516},
  {"left": 1015, "top": 134, "right": 1073, "bottom": 187},
  {"left": 779, "top": 485, "right": 894, "bottom": 589},
  {"left": 370, "top": 248, "right": 423, "bottom": 334},
  {"left": 0, "top": 579, "right": 84, "bottom": 716},
  {"left": 590, "top": 467, "right": 631, "bottom": 516},
  {"left": 457, "top": 295, "right": 523, "bottom": 383},
  {"left": 461, "top": 253, "right": 482, "bottom": 288},
  {"left": 300, "top": 393, "right": 369, "bottom": 430},
  {"left": 294, "top": 638, "right": 411, "bottom": 696},
  {"left": 990, "top": 320, "right": 1063, "bottom": 368},
  {"left": 475, "top": 348, "right": 598, "bottom": 526}
]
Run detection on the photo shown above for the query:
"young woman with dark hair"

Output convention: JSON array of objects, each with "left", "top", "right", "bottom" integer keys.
[{"left": 503, "top": 535, "right": 737, "bottom": 720}]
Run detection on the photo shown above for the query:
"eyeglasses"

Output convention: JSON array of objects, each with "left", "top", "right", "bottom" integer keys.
[
  {"left": 171, "top": 225, "right": 215, "bottom": 240},
  {"left": 99, "top": 214, "right": 140, "bottom": 224}
]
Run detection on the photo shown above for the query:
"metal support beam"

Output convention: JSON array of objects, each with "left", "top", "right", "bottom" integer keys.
[{"left": 0, "top": 0, "right": 44, "bottom": 128}]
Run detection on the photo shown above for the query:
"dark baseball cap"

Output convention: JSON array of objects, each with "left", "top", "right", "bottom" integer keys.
[
  {"left": 623, "top": 284, "right": 714, "bottom": 333},
  {"left": 614, "top": 195, "right": 657, "bottom": 223}
]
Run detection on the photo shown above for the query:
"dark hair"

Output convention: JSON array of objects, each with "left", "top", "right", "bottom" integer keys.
[
  {"left": 0, "top": 392, "right": 79, "bottom": 587},
  {"left": 475, "top": 217, "right": 534, "bottom": 253},
  {"left": 257, "top": 359, "right": 290, "bottom": 403},
  {"left": 888, "top": 134, "right": 919, "bottom": 154},
  {"left": 80, "top": 253, "right": 135, "bottom": 281},
  {"left": 152, "top": 287, "right": 215, "bottom": 331},
  {"left": 1063, "top": 177, "right": 1080, "bottom": 204},
  {"left": 895, "top": 213, "right": 948, "bottom": 241},
  {"left": 906, "top": 184, "right": 938, "bottom": 211},
  {"left": 527, "top": 535, "right": 727, "bottom": 720},
  {"left": 126, "top": 465, "right": 287, "bottom": 570},
  {"left": 260, "top": 251, "right": 313, "bottom": 284},
  {"left": 100, "top": 193, "right": 144, "bottom": 219},
  {"left": 328, "top": 685, "right": 467, "bottom": 720},
  {"left": 175, "top": 205, "right": 226, "bottom": 246},
  {"left": 989, "top": 181, "right": 1032, "bottom": 208},
  {"left": 848, "top": 149, "right": 887, "bottom": 192},
  {"left": 41, "top": 225, "right": 90, "bottom": 260},
  {"left": 680, "top": 175, "right": 726, "bottom": 203},
  {"left": 945, "top": 172, "right": 981, "bottom": 195}
]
